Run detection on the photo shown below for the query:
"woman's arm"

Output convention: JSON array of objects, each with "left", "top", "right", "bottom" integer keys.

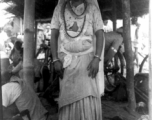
[
  {"left": 87, "top": 30, "right": 104, "bottom": 78},
  {"left": 50, "top": 29, "right": 63, "bottom": 79},
  {"left": 95, "top": 30, "right": 105, "bottom": 57},
  {"left": 87, "top": 5, "right": 105, "bottom": 78},
  {"left": 11, "top": 61, "right": 23, "bottom": 75},
  {"left": 50, "top": 29, "right": 59, "bottom": 60}
]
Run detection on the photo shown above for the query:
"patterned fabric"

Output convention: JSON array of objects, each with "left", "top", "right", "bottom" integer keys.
[
  {"left": 51, "top": 2, "right": 104, "bottom": 120},
  {"left": 51, "top": 2, "right": 103, "bottom": 34}
]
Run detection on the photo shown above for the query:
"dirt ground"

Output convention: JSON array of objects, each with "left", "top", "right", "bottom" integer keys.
[
  {"left": 102, "top": 100, "right": 142, "bottom": 120},
  {"left": 41, "top": 98, "right": 143, "bottom": 120}
]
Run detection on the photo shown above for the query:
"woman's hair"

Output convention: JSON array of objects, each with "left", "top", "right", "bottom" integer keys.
[
  {"left": 131, "top": 17, "right": 138, "bottom": 25},
  {"left": 14, "top": 40, "right": 23, "bottom": 56},
  {"left": 9, "top": 40, "right": 23, "bottom": 66}
]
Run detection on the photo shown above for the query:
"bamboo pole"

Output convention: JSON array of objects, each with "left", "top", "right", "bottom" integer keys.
[
  {"left": 23, "top": 0, "right": 35, "bottom": 89},
  {"left": 0, "top": 54, "right": 3, "bottom": 120},
  {"left": 112, "top": 0, "right": 117, "bottom": 31},
  {"left": 35, "top": 21, "right": 37, "bottom": 57},
  {"left": 122, "top": 0, "right": 136, "bottom": 111},
  {"left": 149, "top": 0, "right": 152, "bottom": 119}
]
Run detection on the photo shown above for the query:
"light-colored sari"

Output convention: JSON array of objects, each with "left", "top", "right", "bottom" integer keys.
[{"left": 51, "top": 1, "right": 105, "bottom": 120}]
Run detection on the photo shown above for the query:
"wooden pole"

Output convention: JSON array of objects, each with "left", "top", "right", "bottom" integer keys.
[
  {"left": 112, "top": 0, "right": 117, "bottom": 31},
  {"left": 23, "top": 0, "right": 35, "bottom": 89},
  {"left": 149, "top": 0, "right": 152, "bottom": 119},
  {"left": 0, "top": 54, "right": 3, "bottom": 120},
  {"left": 122, "top": 0, "right": 136, "bottom": 111},
  {"left": 35, "top": 21, "right": 37, "bottom": 57}
]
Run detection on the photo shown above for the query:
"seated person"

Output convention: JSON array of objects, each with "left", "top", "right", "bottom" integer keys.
[
  {"left": 1, "top": 52, "right": 52, "bottom": 120},
  {"left": 104, "top": 28, "right": 123, "bottom": 66},
  {"left": 9, "top": 40, "right": 46, "bottom": 92}
]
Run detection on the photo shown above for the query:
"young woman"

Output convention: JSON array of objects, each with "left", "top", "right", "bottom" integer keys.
[{"left": 50, "top": 0, "right": 105, "bottom": 119}]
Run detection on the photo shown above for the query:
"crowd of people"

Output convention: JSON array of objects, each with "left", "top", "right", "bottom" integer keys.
[{"left": 0, "top": 0, "right": 149, "bottom": 120}]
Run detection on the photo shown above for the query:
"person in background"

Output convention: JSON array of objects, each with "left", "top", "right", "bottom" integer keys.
[
  {"left": 1, "top": 43, "right": 53, "bottom": 120},
  {"left": 50, "top": 0, "right": 105, "bottom": 119},
  {"left": 36, "top": 29, "right": 45, "bottom": 53},
  {"left": 101, "top": 17, "right": 123, "bottom": 67},
  {"left": 0, "top": 27, "right": 8, "bottom": 47},
  {"left": 131, "top": 17, "right": 141, "bottom": 67},
  {"left": 104, "top": 31, "right": 123, "bottom": 67},
  {"left": 9, "top": 40, "right": 44, "bottom": 92},
  {"left": 103, "top": 18, "right": 113, "bottom": 33}
]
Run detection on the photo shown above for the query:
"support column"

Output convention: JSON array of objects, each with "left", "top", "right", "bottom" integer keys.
[
  {"left": 112, "top": 0, "right": 117, "bottom": 31},
  {"left": 149, "top": 0, "right": 152, "bottom": 119},
  {"left": 0, "top": 55, "right": 3, "bottom": 120},
  {"left": 23, "top": 0, "right": 35, "bottom": 89},
  {"left": 35, "top": 21, "right": 37, "bottom": 57},
  {"left": 122, "top": 0, "right": 136, "bottom": 111}
]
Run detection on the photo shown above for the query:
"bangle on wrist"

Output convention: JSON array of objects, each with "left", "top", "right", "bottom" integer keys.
[
  {"left": 52, "top": 59, "right": 60, "bottom": 63},
  {"left": 94, "top": 55, "right": 101, "bottom": 61},
  {"left": 111, "top": 47, "right": 117, "bottom": 53}
]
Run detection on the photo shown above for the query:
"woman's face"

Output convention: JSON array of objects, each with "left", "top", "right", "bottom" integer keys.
[{"left": 103, "top": 20, "right": 108, "bottom": 26}]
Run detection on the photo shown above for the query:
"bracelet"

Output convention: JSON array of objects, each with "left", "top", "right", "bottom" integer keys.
[
  {"left": 52, "top": 59, "right": 60, "bottom": 63},
  {"left": 111, "top": 47, "right": 117, "bottom": 53},
  {"left": 94, "top": 55, "right": 101, "bottom": 61}
]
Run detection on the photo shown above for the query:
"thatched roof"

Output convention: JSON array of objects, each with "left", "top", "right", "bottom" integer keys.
[{"left": 3, "top": 0, "right": 149, "bottom": 20}]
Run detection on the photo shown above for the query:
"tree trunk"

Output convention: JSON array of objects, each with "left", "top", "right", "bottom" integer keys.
[
  {"left": 35, "top": 21, "right": 37, "bottom": 56},
  {"left": 149, "top": 0, "right": 152, "bottom": 119},
  {"left": 122, "top": 0, "right": 136, "bottom": 111},
  {"left": 0, "top": 56, "right": 3, "bottom": 120},
  {"left": 23, "top": 0, "right": 35, "bottom": 89}
]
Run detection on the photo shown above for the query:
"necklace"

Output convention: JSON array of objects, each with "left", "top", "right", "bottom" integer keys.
[{"left": 62, "top": 1, "right": 87, "bottom": 38}]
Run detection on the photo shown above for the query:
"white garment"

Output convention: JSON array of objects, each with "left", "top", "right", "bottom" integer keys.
[
  {"left": 2, "top": 76, "right": 47, "bottom": 120},
  {"left": 0, "top": 31, "right": 8, "bottom": 46},
  {"left": 131, "top": 25, "right": 137, "bottom": 42},
  {"left": 2, "top": 82, "right": 21, "bottom": 107},
  {"left": 103, "top": 25, "right": 113, "bottom": 32},
  {"left": 0, "top": 51, "right": 9, "bottom": 58},
  {"left": 51, "top": 1, "right": 105, "bottom": 96}
]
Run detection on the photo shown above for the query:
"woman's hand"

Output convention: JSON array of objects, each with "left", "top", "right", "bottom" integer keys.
[
  {"left": 8, "top": 64, "right": 14, "bottom": 73},
  {"left": 87, "top": 57, "right": 100, "bottom": 78},
  {"left": 53, "top": 60, "right": 64, "bottom": 79}
]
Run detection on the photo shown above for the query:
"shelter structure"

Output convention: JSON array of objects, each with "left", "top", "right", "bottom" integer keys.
[
  {"left": 3, "top": 0, "right": 149, "bottom": 20},
  {"left": 0, "top": 0, "right": 151, "bottom": 120}
]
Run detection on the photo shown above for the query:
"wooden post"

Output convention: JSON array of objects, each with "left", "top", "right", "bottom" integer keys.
[
  {"left": 23, "top": 0, "right": 35, "bottom": 89},
  {"left": 0, "top": 54, "right": 3, "bottom": 120},
  {"left": 112, "top": 0, "right": 117, "bottom": 31},
  {"left": 149, "top": 0, "right": 152, "bottom": 119},
  {"left": 20, "top": 17, "right": 23, "bottom": 34},
  {"left": 122, "top": 0, "right": 136, "bottom": 111},
  {"left": 35, "top": 21, "right": 37, "bottom": 57}
]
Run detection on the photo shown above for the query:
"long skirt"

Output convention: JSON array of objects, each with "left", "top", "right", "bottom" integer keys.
[{"left": 59, "top": 96, "right": 102, "bottom": 120}]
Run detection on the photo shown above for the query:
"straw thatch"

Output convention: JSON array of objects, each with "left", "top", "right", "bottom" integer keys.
[{"left": 3, "top": 0, "right": 149, "bottom": 20}]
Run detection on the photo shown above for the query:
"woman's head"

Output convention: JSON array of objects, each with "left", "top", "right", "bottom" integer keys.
[
  {"left": 131, "top": 17, "right": 138, "bottom": 25},
  {"left": 10, "top": 40, "right": 23, "bottom": 66},
  {"left": 14, "top": 40, "right": 23, "bottom": 55}
]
